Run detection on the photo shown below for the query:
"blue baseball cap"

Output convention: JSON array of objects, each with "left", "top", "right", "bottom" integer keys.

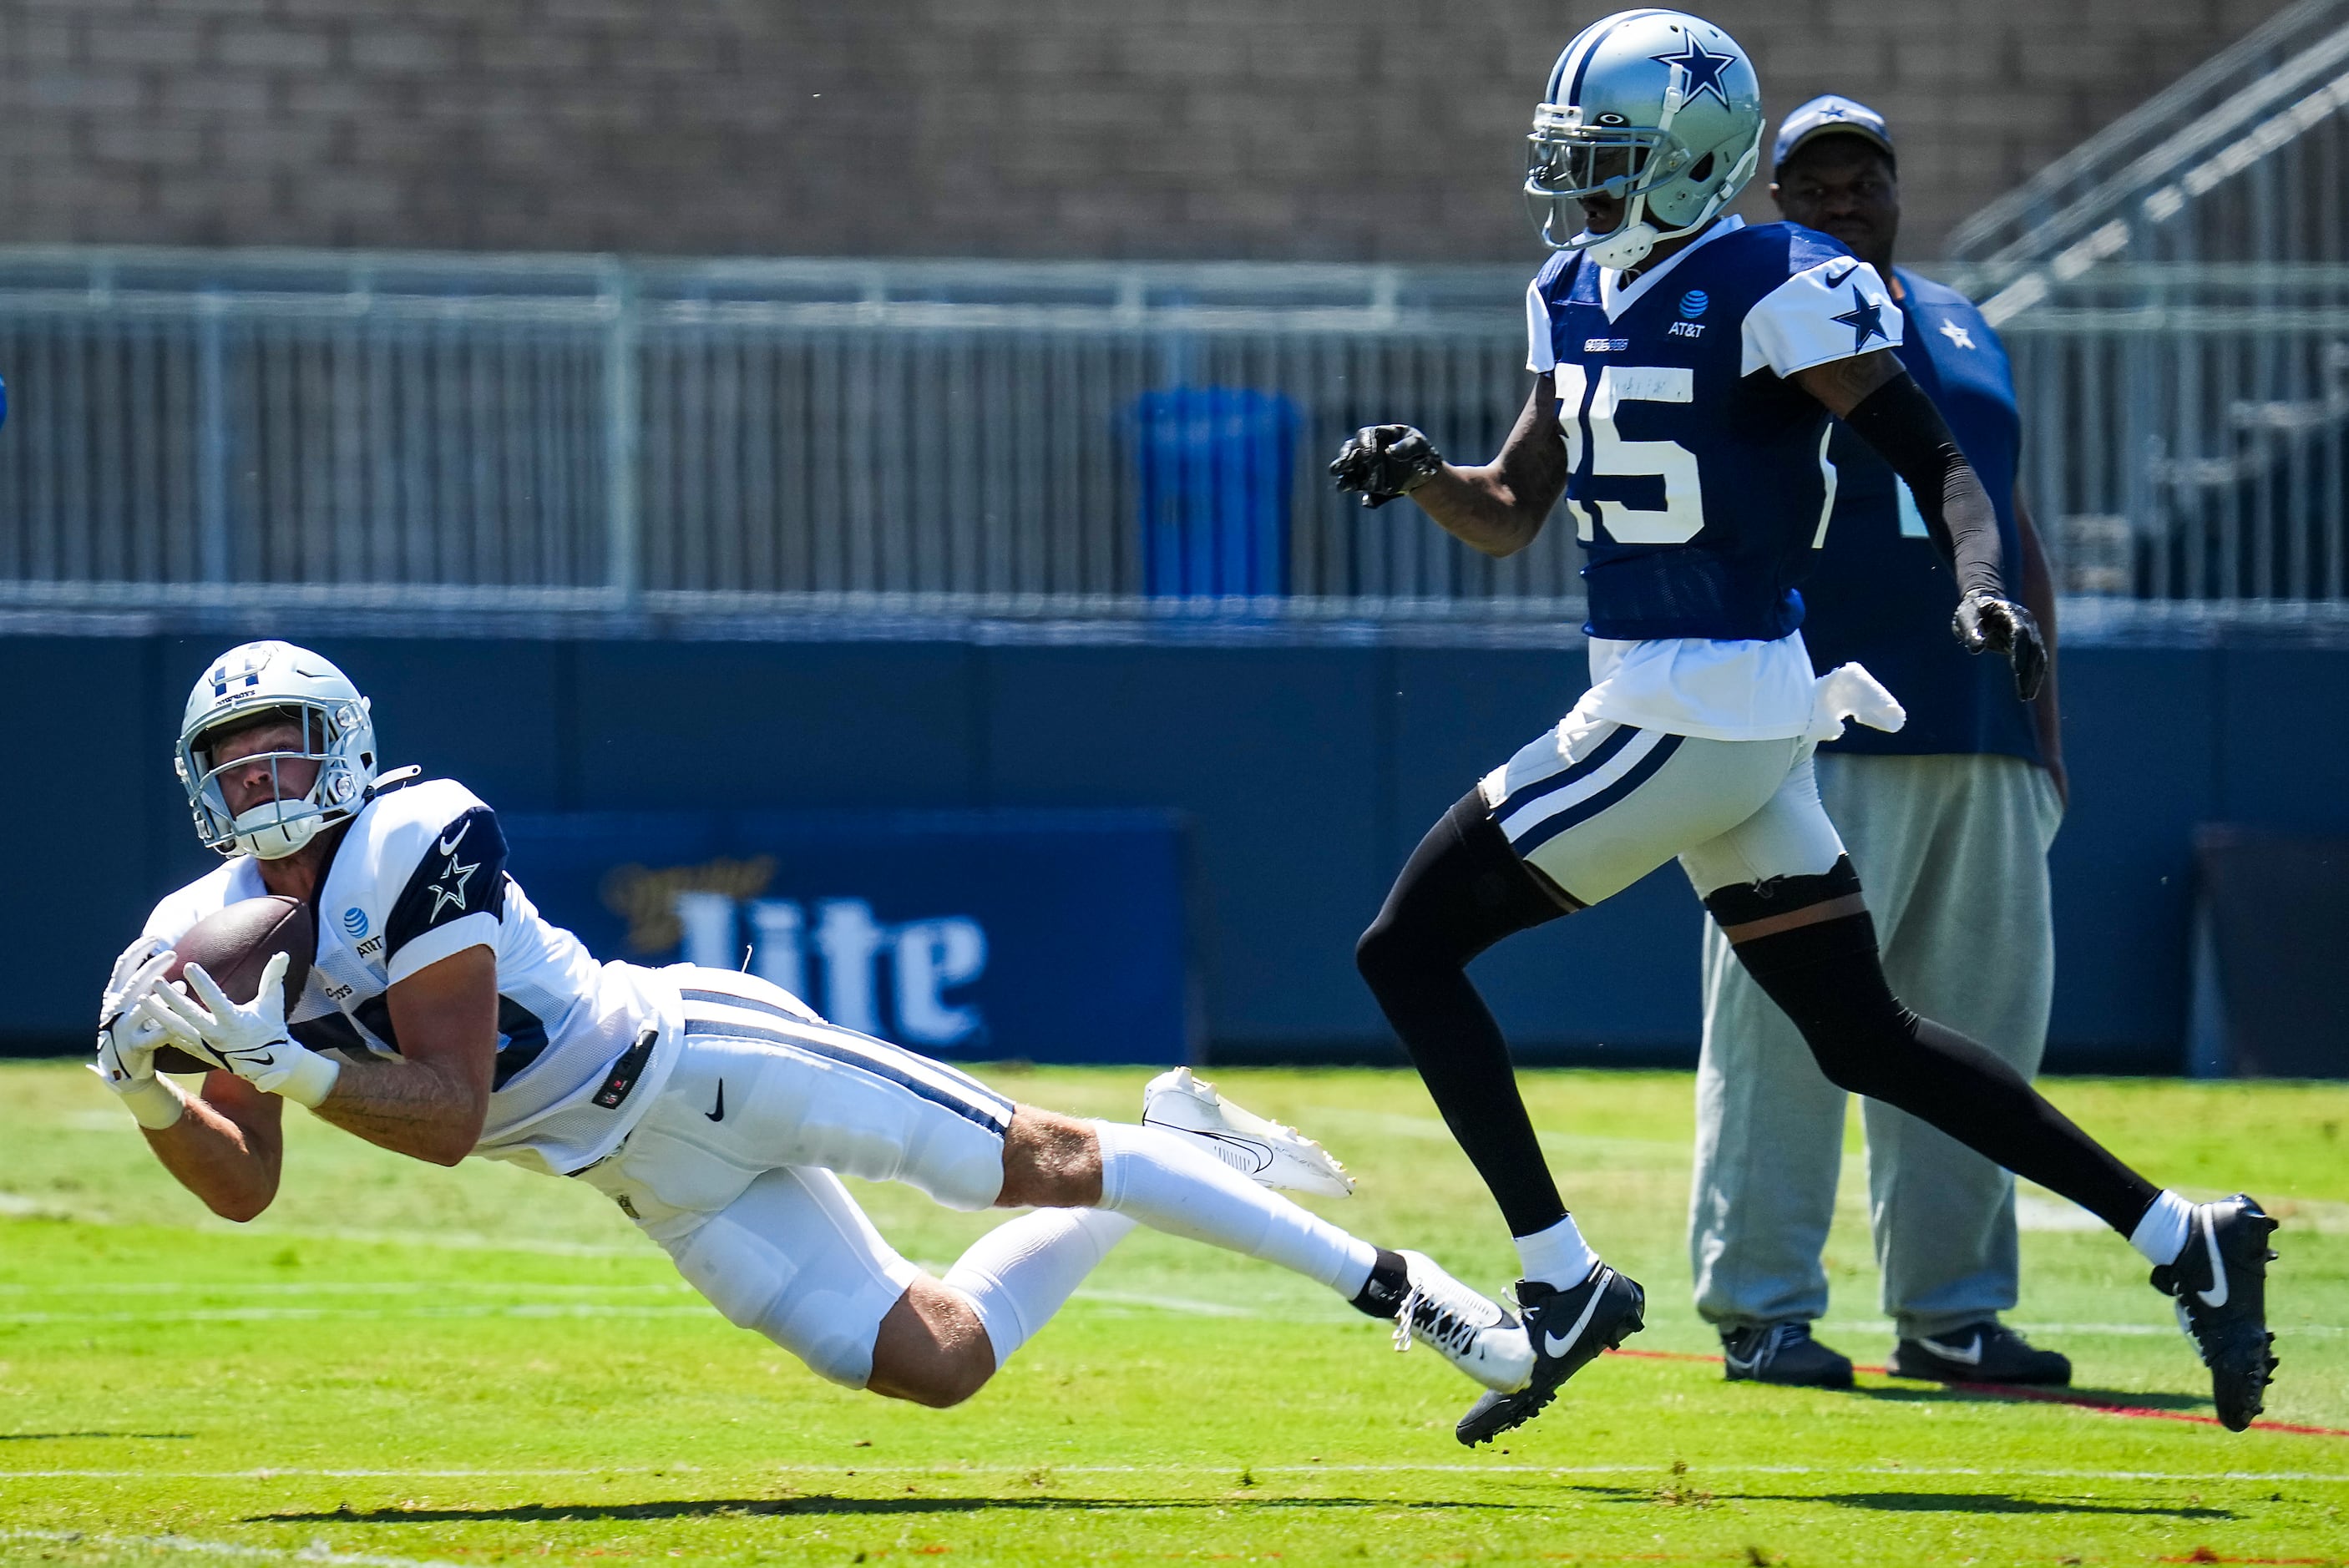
[{"left": 1773, "top": 94, "right": 1896, "bottom": 175}]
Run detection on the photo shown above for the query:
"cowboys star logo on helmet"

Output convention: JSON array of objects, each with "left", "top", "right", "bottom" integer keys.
[{"left": 1524, "top": 11, "right": 1764, "bottom": 269}]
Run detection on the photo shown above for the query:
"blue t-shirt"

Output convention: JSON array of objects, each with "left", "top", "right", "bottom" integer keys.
[
  {"left": 1527, "top": 220, "right": 1904, "bottom": 642},
  {"left": 1800, "top": 269, "right": 2039, "bottom": 761}
]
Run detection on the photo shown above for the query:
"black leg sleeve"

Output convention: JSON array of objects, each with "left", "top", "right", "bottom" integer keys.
[
  {"left": 1715, "top": 900, "right": 2159, "bottom": 1237},
  {"left": 1357, "top": 789, "right": 1574, "bottom": 1238}
]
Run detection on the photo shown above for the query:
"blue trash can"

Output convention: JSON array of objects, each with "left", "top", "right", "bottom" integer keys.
[{"left": 1129, "top": 386, "right": 1299, "bottom": 597}]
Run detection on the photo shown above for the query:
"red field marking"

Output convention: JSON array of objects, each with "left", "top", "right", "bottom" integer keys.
[{"left": 1601, "top": 1347, "right": 2349, "bottom": 1439}]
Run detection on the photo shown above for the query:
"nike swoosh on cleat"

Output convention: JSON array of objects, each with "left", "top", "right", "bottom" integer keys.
[
  {"left": 706, "top": 1080, "right": 726, "bottom": 1122},
  {"left": 1147, "top": 1119, "right": 1273, "bottom": 1172},
  {"left": 1916, "top": 1334, "right": 1983, "bottom": 1366},
  {"left": 1540, "top": 1272, "right": 1610, "bottom": 1360},
  {"left": 1823, "top": 264, "right": 1858, "bottom": 288},
  {"left": 2195, "top": 1207, "right": 2229, "bottom": 1308}
]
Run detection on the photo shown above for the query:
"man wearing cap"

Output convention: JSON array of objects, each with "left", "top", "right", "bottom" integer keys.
[{"left": 1686, "top": 95, "right": 2073, "bottom": 1388}]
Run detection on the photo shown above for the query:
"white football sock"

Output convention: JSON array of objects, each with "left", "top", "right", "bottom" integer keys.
[
  {"left": 2129, "top": 1189, "right": 2195, "bottom": 1267},
  {"left": 1513, "top": 1214, "right": 1600, "bottom": 1290},
  {"left": 1091, "top": 1120, "right": 1377, "bottom": 1297},
  {"left": 944, "top": 1207, "right": 1138, "bottom": 1369}
]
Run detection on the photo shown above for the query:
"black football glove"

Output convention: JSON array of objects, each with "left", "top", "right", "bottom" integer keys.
[
  {"left": 1329, "top": 424, "right": 1444, "bottom": 508},
  {"left": 1952, "top": 589, "right": 2048, "bottom": 703}
]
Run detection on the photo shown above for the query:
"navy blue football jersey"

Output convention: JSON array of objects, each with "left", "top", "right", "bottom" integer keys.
[
  {"left": 1526, "top": 217, "right": 1905, "bottom": 642},
  {"left": 1800, "top": 269, "right": 2038, "bottom": 761}
]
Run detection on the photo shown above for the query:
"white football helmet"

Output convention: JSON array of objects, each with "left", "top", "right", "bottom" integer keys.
[
  {"left": 175, "top": 641, "right": 379, "bottom": 861},
  {"left": 1525, "top": 10, "right": 1764, "bottom": 269}
]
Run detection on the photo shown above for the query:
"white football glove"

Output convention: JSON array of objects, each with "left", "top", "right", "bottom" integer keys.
[
  {"left": 91, "top": 935, "right": 189, "bottom": 1130},
  {"left": 141, "top": 952, "right": 341, "bottom": 1109}
]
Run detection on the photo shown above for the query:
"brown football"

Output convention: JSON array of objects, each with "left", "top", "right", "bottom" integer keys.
[{"left": 153, "top": 896, "right": 316, "bottom": 1075}]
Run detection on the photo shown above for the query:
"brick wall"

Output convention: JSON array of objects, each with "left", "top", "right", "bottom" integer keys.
[{"left": 0, "top": 0, "right": 2291, "bottom": 260}]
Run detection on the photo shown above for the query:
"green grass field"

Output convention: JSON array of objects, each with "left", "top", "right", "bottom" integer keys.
[{"left": 3, "top": 1060, "right": 2346, "bottom": 1567}]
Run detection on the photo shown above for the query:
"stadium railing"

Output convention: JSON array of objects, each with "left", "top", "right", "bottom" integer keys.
[{"left": 0, "top": 248, "right": 2342, "bottom": 637}]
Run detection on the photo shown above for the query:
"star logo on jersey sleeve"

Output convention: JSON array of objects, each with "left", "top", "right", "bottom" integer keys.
[
  {"left": 426, "top": 821, "right": 479, "bottom": 922},
  {"left": 1831, "top": 285, "right": 1891, "bottom": 354},
  {"left": 1648, "top": 34, "right": 1739, "bottom": 109}
]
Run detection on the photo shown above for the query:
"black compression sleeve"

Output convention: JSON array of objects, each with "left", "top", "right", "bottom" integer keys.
[{"left": 1839, "top": 372, "right": 2004, "bottom": 599}]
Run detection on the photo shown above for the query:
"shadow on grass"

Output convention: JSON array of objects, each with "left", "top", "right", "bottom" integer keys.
[
  {"left": 257, "top": 1496, "right": 1531, "bottom": 1524},
  {"left": 1855, "top": 1383, "right": 2214, "bottom": 1414},
  {"left": 1777, "top": 1491, "right": 2235, "bottom": 1520},
  {"left": 1562, "top": 1484, "right": 2233, "bottom": 1520}
]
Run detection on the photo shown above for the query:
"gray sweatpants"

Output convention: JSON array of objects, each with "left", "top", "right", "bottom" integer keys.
[{"left": 1688, "top": 751, "right": 2064, "bottom": 1342}]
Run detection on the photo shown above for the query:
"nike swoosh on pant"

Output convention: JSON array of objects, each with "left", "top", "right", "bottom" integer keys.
[
  {"left": 706, "top": 1081, "right": 726, "bottom": 1122},
  {"left": 2195, "top": 1208, "right": 2229, "bottom": 1308}
]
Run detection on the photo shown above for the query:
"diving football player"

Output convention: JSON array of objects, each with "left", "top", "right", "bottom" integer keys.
[
  {"left": 1331, "top": 10, "right": 2276, "bottom": 1443},
  {"left": 96, "top": 640, "right": 1531, "bottom": 1414}
]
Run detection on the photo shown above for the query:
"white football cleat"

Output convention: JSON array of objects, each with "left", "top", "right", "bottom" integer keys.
[
  {"left": 1392, "top": 1250, "right": 1535, "bottom": 1393},
  {"left": 1142, "top": 1066, "right": 1355, "bottom": 1198}
]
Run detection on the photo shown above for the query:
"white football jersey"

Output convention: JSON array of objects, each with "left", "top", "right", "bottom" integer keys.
[{"left": 144, "top": 776, "right": 682, "bottom": 1174}]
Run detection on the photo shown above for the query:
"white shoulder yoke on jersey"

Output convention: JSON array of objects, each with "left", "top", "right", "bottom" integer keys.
[
  {"left": 337, "top": 776, "right": 507, "bottom": 985},
  {"left": 1740, "top": 255, "right": 1903, "bottom": 378}
]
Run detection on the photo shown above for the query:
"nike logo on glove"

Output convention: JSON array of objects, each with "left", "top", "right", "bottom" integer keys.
[{"left": 706, "top": 1080, "right": 726, "bottom": 1122}]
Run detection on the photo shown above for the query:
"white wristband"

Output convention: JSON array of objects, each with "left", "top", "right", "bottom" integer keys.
[
  {"left": 120, "top": 1074, "right": 187, "bottom": 1131},
  {"left": 277, "top": 1050, "right": 342, "bottom": 1110}
]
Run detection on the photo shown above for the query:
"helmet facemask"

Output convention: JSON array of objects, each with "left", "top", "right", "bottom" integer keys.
[{"left": 179, "top": 699, "right": 373, "bottom": 861}]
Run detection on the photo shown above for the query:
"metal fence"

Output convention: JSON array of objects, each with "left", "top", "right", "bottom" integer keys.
[
  {"left": 1984, "top": 266, "right": 2349, "bottom": 607},
  {"left": 0, "top": 250, "right": 1584, "bottom": 627},
  {"left": 0, "top": 248, "right": 2344, "bottom": 630}
]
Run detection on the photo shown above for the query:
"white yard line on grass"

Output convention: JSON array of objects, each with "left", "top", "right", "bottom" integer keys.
[
  {"left": 0, "top": 1281, "right": 691, "bottom": 1296},
  {"left": 1, "top": 1529, "right": 463, "bottom": 1568},
  {"left": 8, "top": 1464, "right": 2346, "bottom": 1484},
  {"left": 1, "top": 1194, "right": 649, "bottom": 1258},
  {"left": 0, "top": 1304, "right": 717, "bottom": 1325},
  {"left": 0, "top": 1292, "right": 1285, "bottom": 1326}
]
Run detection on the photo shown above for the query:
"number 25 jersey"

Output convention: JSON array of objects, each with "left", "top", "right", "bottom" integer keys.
[{"left": 1526, "top": 215, "right": 1905, "bottom": 643}]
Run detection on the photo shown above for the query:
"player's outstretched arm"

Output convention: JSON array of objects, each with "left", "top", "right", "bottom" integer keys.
[
  {"left": 1330, "top": 377, "right": 1569, "bottom": 558},
  {"left": 314, "top": 945, "right": 499, "bottom": 1167},
  {"left": 145, "top": 1074, "right": 286, "bottom": 1222},
  {"left": 1793, "top": 349, "right": 2048, "bottom": 701}
]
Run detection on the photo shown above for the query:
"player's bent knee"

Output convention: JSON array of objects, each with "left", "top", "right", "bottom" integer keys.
[
  {"left": 996, "top": 1106, "right": 1101, "bottom": 1209},
  {"left": 868, "top": 1280, "right": 996, "bottom": 1408}
]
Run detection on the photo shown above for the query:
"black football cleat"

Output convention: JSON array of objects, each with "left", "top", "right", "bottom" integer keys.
[
  {"left": 1886, "top": 1321, "right": 2070, "bottom": 1386},
  {"left": 2149, "top": 1193, "right": 2279, "bottom": 1432},
  {"left": 1455, "top": 1262, "right": 1645, "bottom": 1447},
  {"left": 1723, "top": 1321, "right": 1855, "bottom": 1388}
]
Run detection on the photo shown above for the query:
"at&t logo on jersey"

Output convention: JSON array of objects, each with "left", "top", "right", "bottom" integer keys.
[
  {"left": 1669, "top": 289, "right": 1710, "bottom": 339},
  {"left": 342, "top": 907, "right": 369, "bottom": 938}
]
